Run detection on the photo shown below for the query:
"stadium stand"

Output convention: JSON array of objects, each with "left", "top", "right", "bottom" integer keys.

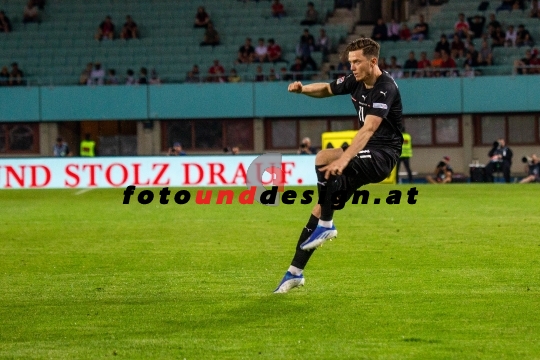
[{"left": 0, "top": 0, "right": 348, "bottom": 85}]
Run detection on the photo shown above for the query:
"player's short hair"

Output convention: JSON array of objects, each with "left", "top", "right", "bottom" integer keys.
[{"left": 341, "top": 38, "right": 380, "bottom": 62}]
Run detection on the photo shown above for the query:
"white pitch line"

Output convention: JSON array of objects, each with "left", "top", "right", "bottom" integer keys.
[{"left": 75, "top": 188, "right": 93, "bottom": 195}]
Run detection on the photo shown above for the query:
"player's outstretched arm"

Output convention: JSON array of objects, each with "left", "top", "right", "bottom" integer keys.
[{"left": 288, "top": 81, "right": 334, "bottom": 98}]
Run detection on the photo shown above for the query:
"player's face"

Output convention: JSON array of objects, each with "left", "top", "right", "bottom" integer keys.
[{"left": 348, "top": 49, "right": 375, "bottom": 82}]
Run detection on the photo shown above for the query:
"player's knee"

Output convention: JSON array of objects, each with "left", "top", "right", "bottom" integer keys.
[{"left": 315, "top": 148, "right": 343, "bottom": 166}]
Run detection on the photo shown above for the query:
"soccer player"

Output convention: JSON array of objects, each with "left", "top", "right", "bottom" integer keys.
[{"left": 274, "top": 38, "right": 404, "bottom": 293}]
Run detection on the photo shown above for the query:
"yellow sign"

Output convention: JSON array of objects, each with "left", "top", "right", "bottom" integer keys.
[{"left": 321, "top": 130, "right": 396, "bottom": 184}]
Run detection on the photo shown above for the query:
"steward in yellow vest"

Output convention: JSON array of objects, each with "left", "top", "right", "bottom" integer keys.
[
  {"left": 80, "top": 134, "right": 96, "bottom": 157},
  {"left": 396, "top": 132, "right": 413, "bottom": 183}
]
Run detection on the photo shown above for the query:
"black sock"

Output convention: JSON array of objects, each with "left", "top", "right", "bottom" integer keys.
[
  {"left": 290, "top": 214, "right": 319, "bottom": 269},
  {"left": 316, "top": 166, "right": 335, "bottom": 221}
]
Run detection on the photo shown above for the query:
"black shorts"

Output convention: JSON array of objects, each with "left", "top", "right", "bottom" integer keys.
[{"left": 332, "top": 148, "right": 398, "bottom": 201}]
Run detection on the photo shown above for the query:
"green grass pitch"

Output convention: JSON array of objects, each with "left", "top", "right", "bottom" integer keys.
[{"left": 1, "top": 184, "right": 539, "bottom": 359}]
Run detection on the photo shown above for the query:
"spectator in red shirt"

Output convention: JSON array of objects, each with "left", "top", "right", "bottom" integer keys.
[
  {"left": 440, "top": 50, "right": 457, "bottom": 76},
  {"left": 267, "top": 38, "right": 284, "bottom": 63},
  {"left": 95, "top": 16, "right": 115, "bottom": 41},
  {"left": 194, "top": 6, "right": 210, "bottom": 28},
  {"left": 416, "top": 51, "right": 431, "bottom": 77},
  {"left": 454, "top": 13, "right": 471, "bottom": 38},
  {"left": 271, "top": 0, "right": 286, "bottom": 18},
  {"left": 400, "top": 23, "right": 411, "bottom": 41},
  {"left": 208, "top": 59, "right": 225, "bottom": 82}
]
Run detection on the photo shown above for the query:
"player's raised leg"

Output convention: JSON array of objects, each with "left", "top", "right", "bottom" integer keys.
[{"left": 300, "top": 148, "right": 342, "bottom": 250}]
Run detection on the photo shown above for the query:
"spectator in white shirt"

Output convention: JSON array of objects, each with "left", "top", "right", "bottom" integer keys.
[
  {"left": 255, "top": 38, "right": 268, "bottom": 62},
  {"left": 505, "top": 25, "right": 517, "bottom": 47},
  {"left": 88, "top": 63, "right": 105, "bottom": 85}
]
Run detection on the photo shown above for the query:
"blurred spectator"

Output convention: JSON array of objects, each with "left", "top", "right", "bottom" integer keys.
[
  {"left": 316, "top": 28, "right": 331, "bottom": 61},
  {"left": 107, "top": 69, "right": 119, "bottom": 84},
  {"left": 289, "top": 57, "right": 305, "bottom": 80},
  {"left": 138, "top": 67, "right": 148, "bottom": 84},
  {"left": 467, "top": 15, "right": 486, "bottom": 39},
  {"left": 496, "top": 0, "right": 514, "bottom": 13},
  {"left": 491, "top": 26, "right": 506, "bottom": 48},
  {"left": 255, "top": 38, "right": 268, "bottom": 62},
  {"left": 400, "top": 23, "right": 411, "bottom": 41},
  {"left": 440, "top": 50, "right": 457, "bottom": 76},
  {"left": 297, "top": 29, "right": 317, "bottom": 70},
  {"left": 88, "top": 63, "right": 105, "bottom": 85},
  {"left": 255, "top": 65, "right": 265, "bottom": 82},
  {"left": 271, "top": 0, "right": 286, "bottom": 18},
  {"left": 462, "top": 63, "right": 476, "bottom": 77},
  {"left": 372, "top": 18, "right": 388, "bottom": 42},
  {"left": 519, "top": 154, "right": 540, "bottom": 183},
  {"left": 185, "top": 65, "right": 200, "bottom": 83},
  {"left": 268, "top": 68, "right": 278, "bottom": 81},
  {"left": 387, "top": 18, "right": 400, "bottom": 41},
  {"left": 149, "top": 69, "right": 161, "bottom": 84},
  {"left": 463, "top": 49, "right": 478, "bottom": 69},
  {"left": 0, "top": 66, "right": 9, "bottom": 85},
  {"left": 228, "top": 69, "right": 241, "bottom": 83},
  {"left": 505, "top": 25, "right": 517, "bottom": 47},
  {"left": 208, "top": 59, "right": 225, "bottom": 82},
  {"left": 95, "top": 16, "right": 115, "bottom": 41},
  {"left": 231, "top": 146, "right": 240, "bottom": 155},
  {"left": 237, "top": 38, "right": 255, "bottom": 64},
  {"left": 431, "top": 51, "right": 443, "bottom": 68},
  {"left": 478, "top": 40, "right": 493, "bottom": 66},
  {"left": 388, "top": 56, "right": 403, "bottom": 79},
  {"left": 0, "top": 11, "right": 12, "bottom": 32},
  {"left": 435, "top": 34, "right": 450, "bottom": 55},
  {"left": 466, "top": 43, "right": 479, "bottom": 64},
  {"left": 530, "top": 49, "right": 540, "bottom": 74},
  {"left": 53, "top": 137, "right": 71, "bottom": 157},
  {"left": 454, "top": 13, "right": 471, "bottom": 39},
  {"left": 79, "top": 63, "right": 93, "bottom": 85},
  {"left": 125, "top": 69, "right": 136, "bottom": 84},
  {"left": 267, "top": 38, "right": 284, "bottom": 63},
  {"left": 10, "top": 62, "right": 24, "bottom": 86},
  {"left": 411, "top": 14, "right": 428, "bottom": 41},
  {"left": 377, "top": 57, "right": 388, "bottom": 71},
  {"left": 451, "top": 34, "right": 465, "bottom": 59},
  {"left": 280, "top": 67, "right": 289, "bottom": 81},
  {"left": 337, "top": 58, "right": 351, "bottom": 76},
  {"left": 403, "top": 51, "right": 418, "bottom": 77},
  {"left": 300, "top": 2, "right": 319, "bottom": 26},
  {"left": 417, "top": 51, "right": 431, "bottom": 69},
  {"left": 120, "top": 15, "right": 139, "bottom": 40},
  {"left": 487, "top": 13, "right": 501, "bottom": 36},
  {"left": 516, "top": 24, "right": 534, "bottom": 47},
  {"left": 531, "top": 0, "right": 539, "bottom": 17},
  {"left": 35, "top": 0, "right": 45, "bottom": 10},
  {"left": 168, "top": 142, "right": 186, "bottom": 156},
  {"left": 297, "top": 137, "right": 316, "bottom": 154},
  {"left": 485, "top": 138, "right": 512, "bottom": 183},
  {"left": 194, "top": 6, "right": 210, "bottom": 28},
  {"left": 426, "top": 156, "right": 453, "bottom": 184},
  {"left": 200, "top": 22, "right": 220, "bottom": 46},
  {"left": 23, "top": 0, "right": 39, "bottom": 23}
]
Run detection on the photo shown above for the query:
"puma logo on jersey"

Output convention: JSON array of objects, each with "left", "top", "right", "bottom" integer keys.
[
  {"left": 380, "top": 91, "right": 387, "bottom": 97},
  {"left": 361, "top": 95, "right": 366, "bottom": 100}
]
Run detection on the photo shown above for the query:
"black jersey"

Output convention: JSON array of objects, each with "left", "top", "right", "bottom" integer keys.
[{"left": 330, "top": 70, "right": 403, "bottom": 153}]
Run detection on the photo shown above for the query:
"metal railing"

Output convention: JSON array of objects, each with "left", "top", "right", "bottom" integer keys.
[{"left": 1, "top": 65, "right": 539, "bottom": 87}]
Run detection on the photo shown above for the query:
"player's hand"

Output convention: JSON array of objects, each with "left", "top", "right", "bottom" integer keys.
[
  {"left": 319, "top": 157, "right": 350, "bottom": 180},
  {"left": 288, "top": 81, "right": 303, "bottom": 93}
]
